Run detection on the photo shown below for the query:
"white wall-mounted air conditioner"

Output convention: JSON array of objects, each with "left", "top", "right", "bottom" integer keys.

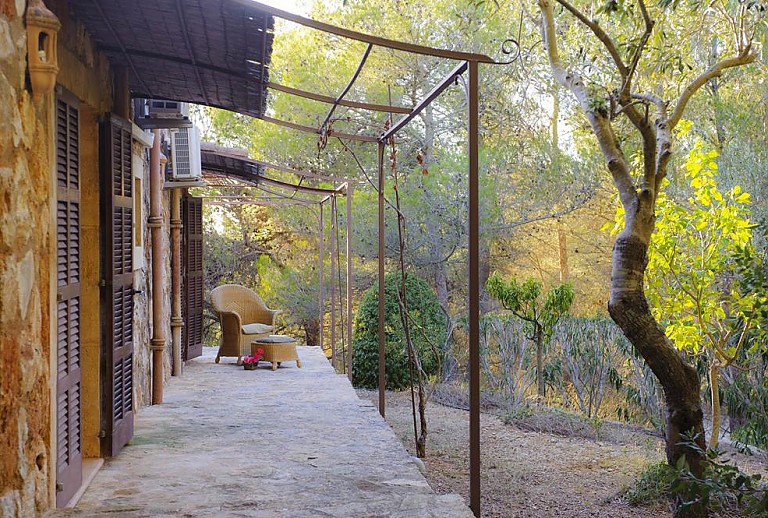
[
  {"left": 170, "top": 126, "right": 201, "bottom": 180},
  {"left": 148, "top": 99, "right": 189, "bottom": 119}
]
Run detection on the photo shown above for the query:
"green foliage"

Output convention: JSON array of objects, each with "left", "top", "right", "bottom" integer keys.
[
  {"left": 351, "top": 273, "right": 446, "bottom": 390},
  {"left": 257, "top": 256, "right": 320, "bottom": 345},
  {"left": 624, "top": 444, "right": 768, "bottom": 515},
  {"left": 486, "top": 273, "right": 575, "bottom": 331},
  {"left": 549, "top": 317, "right": 626, "bottom": 419},
  {"left": 645, "top": 142, "right": 758, "bottom": 354},
  {"left": 622, "top": 462, "right": 677, "bottom": 507},
  {"left": 479, "top": 313, "right": 535, "bottom": 408},
  {"left": 671, "top": 435, "right": 768, "bottom": 516}
]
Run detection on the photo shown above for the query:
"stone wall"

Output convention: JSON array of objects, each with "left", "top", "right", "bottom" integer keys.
[
  {"left": 161, "top": 178, "right": 173, "bottom": 384},
  {"left": 133, "top": 145, "right": 152, "bottom": 408},
  {"left": 0, "top": 2, "right": 55, "bottom": 514}
]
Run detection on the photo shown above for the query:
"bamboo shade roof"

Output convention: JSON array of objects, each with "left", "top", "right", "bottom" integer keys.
[{"left": 68, "top": 0, "right": 274, "bottom": 118}]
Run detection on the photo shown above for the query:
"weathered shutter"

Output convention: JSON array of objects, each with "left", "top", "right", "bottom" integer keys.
[
  {"left": 182, "top": 194, "right": 204, "bottom": 360},
  {"left": 100, "top": 115, "right": 134, "bottom": 456},
  {"left": 55, "top": 96, "right": 82, "bottom": 507}
]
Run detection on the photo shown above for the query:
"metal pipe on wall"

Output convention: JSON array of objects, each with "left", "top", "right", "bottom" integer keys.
[
  {"left": 149, "top": 129, "right": 166, "bottom": 404},
  {"left": 170, "top": 188, "right": 183, "bottom": 376}
]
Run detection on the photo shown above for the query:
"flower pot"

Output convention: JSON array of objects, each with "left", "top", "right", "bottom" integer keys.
[{"left": 243, "top": 362, "right": 258, "bottom": 370}]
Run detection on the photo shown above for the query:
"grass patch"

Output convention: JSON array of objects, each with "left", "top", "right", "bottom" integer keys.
[
  {"left": 501, "top": 405, "right": 661, "bottom": 446},
  {"left": 503, "top": 406, "right": 605, "bottom": 440},
  {"left": 619, "top": 462, "right": 675, "bottom": 507}
]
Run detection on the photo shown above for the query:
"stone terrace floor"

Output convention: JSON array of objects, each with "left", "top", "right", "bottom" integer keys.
[{"left": 50, "top": 346, "right": 474, "bottom": 518}]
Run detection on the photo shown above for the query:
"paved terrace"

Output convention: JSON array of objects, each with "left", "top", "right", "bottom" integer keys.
[{"left": 51, "top": 346, "right": 473, "bottom": 517}]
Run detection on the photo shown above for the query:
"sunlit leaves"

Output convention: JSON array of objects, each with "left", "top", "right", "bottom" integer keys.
[{"left": 645, "top": 142, "right": 756, "bottom": 355}]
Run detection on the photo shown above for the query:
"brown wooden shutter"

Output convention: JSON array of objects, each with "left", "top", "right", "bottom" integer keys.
[
  {"left": 100, "top": 115, "right": 134, "bottom": 456},
  {"left": 182, "top": 194, "right": 204, "bottom": 360},
  {"left": 55, "top": 95, "right": 83, "bottom": 507}
]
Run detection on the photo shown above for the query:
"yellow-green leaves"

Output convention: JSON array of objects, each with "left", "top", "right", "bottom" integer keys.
[{"left": 645, "top": 141, "right": 756, "bottom": 356}]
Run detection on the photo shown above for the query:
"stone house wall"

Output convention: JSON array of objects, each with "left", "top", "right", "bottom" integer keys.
[
  {"left": 133, "top": 145, "right": 152, "bottom": 408},
  {"left": 1, "top": 1, "right": 188, "bottom": 514},
  {"left": 0, "top": 2, "right": 56, "bottom": 514}
]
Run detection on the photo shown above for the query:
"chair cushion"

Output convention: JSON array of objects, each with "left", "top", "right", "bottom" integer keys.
[
  {"left": 241, "top": 323, "right": 273, "bottom": 335},
  {"left": 254, "top": 334, "right": 295, "bottom": 344}
]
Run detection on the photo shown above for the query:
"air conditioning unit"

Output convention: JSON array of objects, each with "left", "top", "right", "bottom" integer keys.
[
  {"left": 148, "top": 99, "right": 189, "bottom": 119},
  {"left": 170, "top": 126, "right": 201, "bottom": 180}
]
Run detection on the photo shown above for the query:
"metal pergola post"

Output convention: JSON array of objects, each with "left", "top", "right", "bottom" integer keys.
[
  {"left": 318, "top": 200, "right": 325, "bottom": 353},
  {"left": 199, "top": 9, "right": 502, "bottom": 513},
  {"left": 345, "top": 182, "right": 354, "bottom": 381},
  {"left": 330, "top": 196, "right": 337, "bottom": 368},
  {"left": 377, "top": 142, "right": 386, "bottom": 418},
  {"left": 468, "top": 60, "right": 481, "bottom": 518}
]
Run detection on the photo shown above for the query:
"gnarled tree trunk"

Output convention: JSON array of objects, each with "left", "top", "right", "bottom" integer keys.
[{"left": 608, "top": 230, "right": 705, "bottom": 476}]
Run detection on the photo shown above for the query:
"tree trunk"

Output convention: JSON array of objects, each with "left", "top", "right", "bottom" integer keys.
[
  {"left": 608, "top": 233, "right": 706, "bottom": 478},
  {"left": 709, "top": 363, "right": 721, "bottom": 449},
  {"left": 535, "top": 322, "right": 545, "bottom": 398},
  {"left": 479, "top": 240, "right": 495, "bottom": 314},
  {"left": 303, "top": 318, "right": 320, "bottom": 347},
  {"left": 557, "top": 220, "right": 569, "bottom": 282}
]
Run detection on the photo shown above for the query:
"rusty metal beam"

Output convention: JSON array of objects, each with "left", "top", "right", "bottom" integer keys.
[
  {"left": 258, "top": 175, "right": 344, "bottom": 195},
  {"left": 242, "top": 0, "right": 495, "bottom": 63},
  {"left": 321, "top": 43, "right": 373, "bottom": 134},
  {"left": 468, "top": 61, "right": 481, "bottom": 518},
  {"left": 260, "top": 115, "right": 378, "bottom": 143},
  {"left": 268, "top": 81, "right": 411, "bottom": 114},
  {"left": 379, "top": 61, "right": 468, "bottom": 142}
]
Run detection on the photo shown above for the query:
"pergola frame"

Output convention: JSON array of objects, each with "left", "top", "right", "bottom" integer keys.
[
  {"left": 198, "top": 3, "right": 513, "bottom": 515},
  {"left": 197, "top": 169, "right": 353, "bottom": 377}
]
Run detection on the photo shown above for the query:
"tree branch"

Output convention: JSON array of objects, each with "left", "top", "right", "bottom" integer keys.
[
  {"left": 553, "top": 0, "right": 629, "bottom": 77},
  {"left": 539, "top": 0, "right": 636, "bottom": 209},
  {"left": 669, "top": 46, "right": 758, "bottom": 129},
  {"left": 619, "top": 0, "right": 655, "bottom": 99}
]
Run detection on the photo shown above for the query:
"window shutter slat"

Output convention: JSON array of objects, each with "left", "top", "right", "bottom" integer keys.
[{"left": 55, "top": 96, "right": 82, "bottom": 508}]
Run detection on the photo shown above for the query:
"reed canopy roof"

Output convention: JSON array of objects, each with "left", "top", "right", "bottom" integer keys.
[{"left": 68, "top": 0, "right": 274, "bottom": 118}]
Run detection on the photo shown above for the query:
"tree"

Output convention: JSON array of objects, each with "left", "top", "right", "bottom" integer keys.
[
  {"left": 486, "top": 273, "right": 574, "bottom": 397},
  {"left": 640, "top": 143, "right": 761, "bottom": 448},
  {"left": 537, "top": 0, "right": 762, "bottom": 488},
  {"left": 351, "top": 273, "right": 445, "bottom": 391}
]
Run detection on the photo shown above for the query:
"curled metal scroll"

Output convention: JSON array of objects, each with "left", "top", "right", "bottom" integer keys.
[{"left": 496, "top": 38, "right": 521, "bottom": 65}]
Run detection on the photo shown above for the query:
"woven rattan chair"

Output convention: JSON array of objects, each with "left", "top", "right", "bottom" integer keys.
[{"left": 210, "top": 284, "right": 281, "bottom": 364}]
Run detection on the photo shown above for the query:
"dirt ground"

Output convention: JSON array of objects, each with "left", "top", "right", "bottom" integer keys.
[{"left": 356, "top": 389, "right": 768, "bottom": 518}]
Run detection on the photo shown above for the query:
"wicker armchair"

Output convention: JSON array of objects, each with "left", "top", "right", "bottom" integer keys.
[{"left": 210, "top": 284, "right": 281, "bottom": 364}]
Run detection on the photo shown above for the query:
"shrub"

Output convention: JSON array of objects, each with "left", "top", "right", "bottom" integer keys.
[
  {"left": 351, "top": 273, "right": 445, "bottom": 390},
  {"left": 621, "top": 462, "right": 676, "bottom": 507}
]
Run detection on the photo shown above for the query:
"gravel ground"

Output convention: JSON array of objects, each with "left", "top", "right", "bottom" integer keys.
[{"left": 357, "top": 389, "right": 676, "bottom": 517}]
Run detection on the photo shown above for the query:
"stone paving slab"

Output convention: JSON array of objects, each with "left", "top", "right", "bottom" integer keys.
[{"left": 49, "top": 346, "right": 474, "bottom": 518}]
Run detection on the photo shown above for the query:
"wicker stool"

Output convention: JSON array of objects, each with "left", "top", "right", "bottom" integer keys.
[{"left": 251, "top": 335, "right": 301, "bottom": 371}]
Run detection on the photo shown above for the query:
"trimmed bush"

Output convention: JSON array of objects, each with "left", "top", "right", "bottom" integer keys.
[{"left": 352, "top": 273, "right": 445, "bottom": 390}]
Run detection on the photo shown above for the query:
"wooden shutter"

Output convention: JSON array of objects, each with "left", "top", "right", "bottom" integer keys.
[
  {"left": 182, "top": 194, "right": 204, "bottom": 360},
  {"left": 100, "top": 115, "right": 134, "bottom": 456},
  {"left": 55, "top": 96, "right": 83, "bottom": 507}
]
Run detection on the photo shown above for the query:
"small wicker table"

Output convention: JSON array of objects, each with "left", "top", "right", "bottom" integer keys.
[{"left": 251, "top": 335, "right": 301, "bottom": 371}]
